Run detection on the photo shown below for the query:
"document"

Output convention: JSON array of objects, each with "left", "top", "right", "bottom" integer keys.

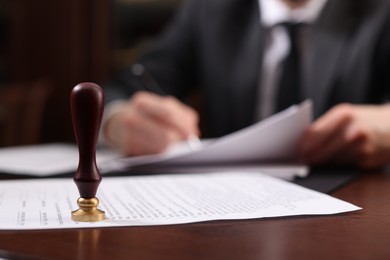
[
  {"left": 111, "top": 100, "right": 312, "bottom": 166},
  {"left": 101, "top": 100, "right": 313, "bottom": 179},
  {"left": 0, "top": 172, "right": 360, "bottom": 230},
  {"left": 0, "top": 101, "right": 311, "bottom": 179},
  {"left": 0, "top": 143, "right": 119, "bottom": 176}
]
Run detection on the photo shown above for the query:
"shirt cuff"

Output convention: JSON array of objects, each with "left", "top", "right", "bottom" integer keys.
[{"left": 98, "top": 100, "right": 128, "bottom": 148}]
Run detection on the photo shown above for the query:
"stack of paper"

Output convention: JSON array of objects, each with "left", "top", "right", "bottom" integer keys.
[
  {"left": 0, "top": 101, "right": 312, "bottom": 180},
  {"left": 0, "top": 171, "right": 361, "bottom": 230},
  {"left": 101, "top": 100, "right": 313, "bottom": 179}
]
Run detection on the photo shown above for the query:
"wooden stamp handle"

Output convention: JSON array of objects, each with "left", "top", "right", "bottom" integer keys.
[{"left": 70, "top": 82, "right": 104, "bottom": 198}]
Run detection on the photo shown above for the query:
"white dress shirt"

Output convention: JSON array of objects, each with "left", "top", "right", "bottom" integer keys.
[
  {"left": 102, "top": 0, "right": 329, "bottom": 145},
  {"left": 255, "top": 0, "right": 328, "bottom": 120}
]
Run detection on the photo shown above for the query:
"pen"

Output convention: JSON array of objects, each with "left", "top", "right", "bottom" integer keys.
[
  {"left": 186, "top": 134, "right": 202, "bottom": 149},
  {"left": 131, "top": 63, "right": 165, "bottom": 96},
  {"left": 131, "top": 63, "right": 202, "bottom": 149}
]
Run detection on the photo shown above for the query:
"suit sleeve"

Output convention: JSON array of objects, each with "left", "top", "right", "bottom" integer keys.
[
  {"left": 104, "top": 0, "right": 201, "bottom": 105},
  {"left": 372, "top": 4, "right": 390, "bottom": 102}
]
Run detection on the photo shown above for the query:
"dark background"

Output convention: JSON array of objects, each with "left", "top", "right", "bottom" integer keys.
[{"left": 0, "top": 0, "right": 182, "bottom": 147}]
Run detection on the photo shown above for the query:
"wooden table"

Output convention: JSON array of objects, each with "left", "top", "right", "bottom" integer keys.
[{"left": 0, "top": 170, "right": 389, "bottom": 260}]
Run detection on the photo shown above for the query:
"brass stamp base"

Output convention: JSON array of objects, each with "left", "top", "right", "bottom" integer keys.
[{"left": 71, "top": 197, "right": 105, "bottom": 222}]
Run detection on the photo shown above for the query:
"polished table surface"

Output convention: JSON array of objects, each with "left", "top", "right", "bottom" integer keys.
[{"left": 0, "top": 170, "right": 390, "bottom": 260}]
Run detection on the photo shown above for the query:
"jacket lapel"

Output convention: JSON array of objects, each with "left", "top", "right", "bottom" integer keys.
[
  {"left": 227, "top": 0, "right": 263, "bottom": 127},
  {"left": 303, "top": 0, "right": 356, "bottom": 117}
]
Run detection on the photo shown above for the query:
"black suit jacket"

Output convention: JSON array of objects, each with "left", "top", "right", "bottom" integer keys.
[{"left": 107, "top": 0, "right": 390, "bottom": 138}]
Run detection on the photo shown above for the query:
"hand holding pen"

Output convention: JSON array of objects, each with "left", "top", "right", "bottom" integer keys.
[
  {"left": 104, "top": 64, "right": 201, "bottom": 156},
  {"left": 132, "top": 64, "right": 201, "bottom": 145}
]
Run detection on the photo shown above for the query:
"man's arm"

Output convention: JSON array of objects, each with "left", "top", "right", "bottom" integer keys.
[
  {"left": 299, "top": 104, "right": 390, "bottom": 169},
  {"left": 104, "top": 91, "right": 199, "bottom": 155}
]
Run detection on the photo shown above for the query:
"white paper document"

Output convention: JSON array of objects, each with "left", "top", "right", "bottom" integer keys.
[
  {"left": 0, "top": 143, "right": 120, "bottom": 176},
  {"left": 0, "top": 101, "right": 311, "bottom": 179},
  {"left": 0, "top": 172, "right": 360, "bottom": 230},
  {"left": 111, "top": 101, "right": 312, "bottom": 166},
  {"left": 102, "top": 101, "right": 313, "bottom": 178}
]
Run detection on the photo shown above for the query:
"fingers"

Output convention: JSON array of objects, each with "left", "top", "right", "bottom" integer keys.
[
  {"left": 298, "top": 104, "right": 382, "bottom": 167},
  {"left": 131, "top": 92, "right": 199, "bottom": 138},
  {"left": 299, "top": 104, "right": 356, "bottom": 164},
  {"left": 104, "top": 91, "right": 200, "bottom": 156},
  {"left": 299, "top": 103, "right": 390, "bottom": 168},
  {"left": 120, "top": 108, "right": 182, "bottom": 155}
]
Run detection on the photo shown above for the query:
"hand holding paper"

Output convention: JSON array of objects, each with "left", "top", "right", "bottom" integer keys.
[
  {"left": 0, "top": 101, "right": 312, "bottom": 180},
  {"left": 102, "top": 100, "right": 313, "bottom": 179}
]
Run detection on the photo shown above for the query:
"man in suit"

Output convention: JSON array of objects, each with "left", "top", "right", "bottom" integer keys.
[{"left": 103, "top": 0, "right": 390, "bottom": 169}]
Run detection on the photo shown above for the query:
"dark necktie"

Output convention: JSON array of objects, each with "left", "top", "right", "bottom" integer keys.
[{"left": 276, "top": 22, "right": 302, "bottom": 112}]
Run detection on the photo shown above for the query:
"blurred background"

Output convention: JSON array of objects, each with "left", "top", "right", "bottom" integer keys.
[{"left": 0, "top": 0, "right": 182, "bottom": 147}]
